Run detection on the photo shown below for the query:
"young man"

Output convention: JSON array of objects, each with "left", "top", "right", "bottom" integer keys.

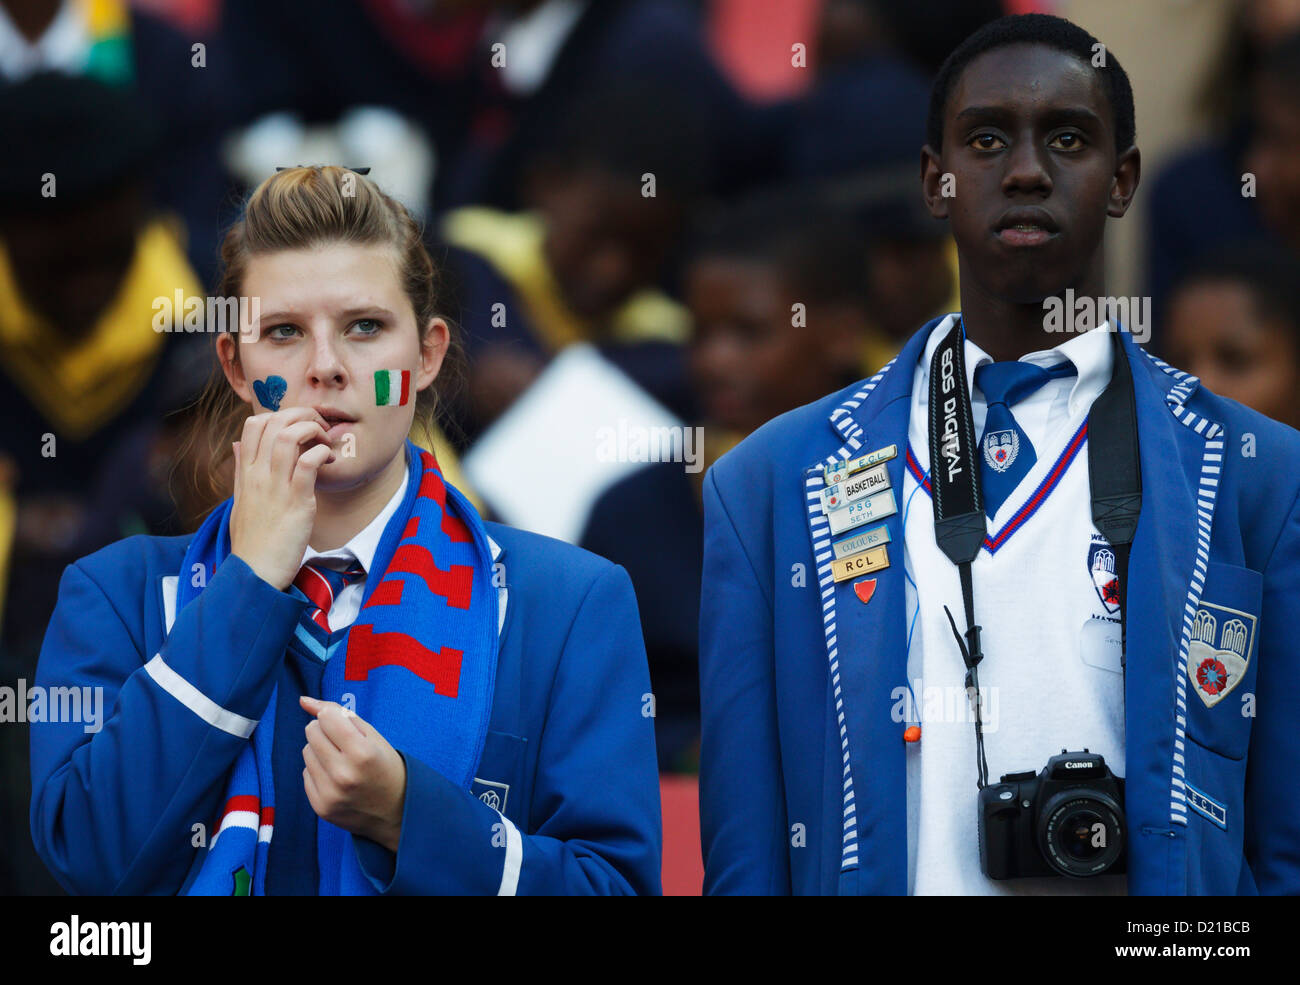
[{"left": 698, "top": 14, "right": 1300, "bottom": 895}]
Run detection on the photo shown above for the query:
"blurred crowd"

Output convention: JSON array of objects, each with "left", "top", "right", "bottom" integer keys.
[{"left": 1, "top": 0, "right": 1299, "bottom": 894}]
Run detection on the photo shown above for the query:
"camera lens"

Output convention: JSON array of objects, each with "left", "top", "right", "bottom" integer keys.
[
  {"left": 1060, "top": 808, "right": 1105, "bottom": 861},
  {"left": 1037, "top": 791, "right": 1124, "bottom": 877}
]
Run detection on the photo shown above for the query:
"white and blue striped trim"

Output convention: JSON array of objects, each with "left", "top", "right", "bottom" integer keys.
[
  {"left": 143, "top": 653, "right": 259, "bottom": 739},
  {"left": 1139, "top": 350, "right": 1223, "bottom": 828},
  {"left": 805, "top": 357, "right": 900, "bottom": 870}
]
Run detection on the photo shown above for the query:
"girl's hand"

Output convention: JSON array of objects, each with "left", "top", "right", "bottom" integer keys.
[
  {"left": 228, "top": 408, "right": 333, "bottom": 590},
  {"left": 300, "top": 696, "right": 407, "bottom": 853}
]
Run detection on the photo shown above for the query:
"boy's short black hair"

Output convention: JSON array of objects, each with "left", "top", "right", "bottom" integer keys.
[{"left": 927, "top": 13, "right": 1136, "bottom": 156}]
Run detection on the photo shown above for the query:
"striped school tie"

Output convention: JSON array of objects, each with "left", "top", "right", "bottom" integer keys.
[{"left": 293, "top": 560, "right": 366, "bottom": 634}]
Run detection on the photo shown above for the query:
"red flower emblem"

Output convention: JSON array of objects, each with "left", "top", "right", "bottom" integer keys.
[
  {"left": 1196, "top": 658, "right": 1228, "bottom": 695},
  {"left": 1102, "top": 578, "right": 1120, "bottom": 605}
]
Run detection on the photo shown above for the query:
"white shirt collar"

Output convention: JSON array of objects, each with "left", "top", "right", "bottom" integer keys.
[
  {"left": 301, "top": 465, "right": 409, "bottom": 574},
  {"left": 917, "top": 313, "right": 1114, "bottom": 416},
  {"left": 492, "top": 0, "right": 586, "bottom": 96},
  {"left": 0, "top": 1, "right": 89, "bottom": 82},
  {"left": 1018, "top": 318, "right": 1115, "bottom": 417}
]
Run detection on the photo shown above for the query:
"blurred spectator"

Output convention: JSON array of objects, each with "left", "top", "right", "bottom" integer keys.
[
  {"left": 706, "top": 0, "right": 821, "bottom": 102},
  {"left": 818, "top": 0, "right": 1005, "bottom": 77},
  {"left": 580, "top": 193, "right": 880, "bottom": 771},
  {"left": 0, "top": 71, "right": 227, "bottom": 896},
  {"left": 220, "top": 1, "right": 752, "bottom": 220},
  {"left": 0, "top": 0, "right": 234, "bottom": 286},
  {"left": 727, "top": 1, "right": 943, "bottom": 235},
  {"left": 442, "top": 0, "right": 752, "bottom": 212},
  {"left": 1146, "top": 4, "right": 1300, "bottom": 324},
  {"left": 685, "top": 192, "right": 890, "bottom": 435},
  {"left": 1160, "top": 246, "right": 1300, "bottom": 431},
  {"left": 0, "top": 72, "right": 206, "bottom": 655},
  {"left": 1245, "top": 27, "right": 1300, "bottom": 253},
  {"left": 430, "top": 242, "right": 538, "bottom": 451},
  {"left": 759, "top": 0, "right": 959, "bottom": 347},
  {"left": 819, "top": 167, "right": 958, "bottom": 346},
  {"left": 219, "top": 0, "right": 486, "bottom": 219},
  {"left": 776, "top": 30, "right": 931, "bottom": 181},
  {"left": 442, "top": 83, "right": 713, "bottom": 441}
]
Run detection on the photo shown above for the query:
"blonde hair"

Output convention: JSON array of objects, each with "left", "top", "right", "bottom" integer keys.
[{"left": 178, "top": 165, "right": 461, "bottom": 515}]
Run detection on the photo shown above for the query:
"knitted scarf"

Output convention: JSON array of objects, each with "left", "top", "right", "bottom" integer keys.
[{"left": 181, "top": 441, "right": 498, "bottom": 895}]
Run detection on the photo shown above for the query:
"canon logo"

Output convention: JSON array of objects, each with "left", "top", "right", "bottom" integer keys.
[{"left": 1064, "top": 761, "right": 1092, "bottom": 769}]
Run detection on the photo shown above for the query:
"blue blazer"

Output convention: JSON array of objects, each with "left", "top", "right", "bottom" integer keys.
[
  {"left": 30, "top": 523, "right": 662, "bottom": 895},
  {"left": 699, "top": 318, "right": 1300, "bottom": 895}
]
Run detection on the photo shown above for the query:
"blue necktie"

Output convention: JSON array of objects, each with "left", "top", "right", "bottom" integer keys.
[
  {"left": 293, "top": 559, "right": 366, "bottom": 634},
  {"left": 974, "top": 359, "right": 1077, "bottom": 518}
]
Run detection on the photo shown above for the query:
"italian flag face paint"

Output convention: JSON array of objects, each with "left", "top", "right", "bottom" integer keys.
[{"left": 374, "top": 369, "right": 412, "bottom": 406}]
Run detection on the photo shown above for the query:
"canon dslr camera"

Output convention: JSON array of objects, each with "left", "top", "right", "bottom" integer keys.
[{"left": 978, "top": 749, "right": 1126, "bottom": 879}]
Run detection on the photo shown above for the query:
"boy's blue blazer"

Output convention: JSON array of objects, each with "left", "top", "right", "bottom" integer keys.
[
  {"left": 699, "top": 318, "right": 1300, "bottom": 895},
  {"left": 30, "top": 523, "right": 662, "bottom": 895}
]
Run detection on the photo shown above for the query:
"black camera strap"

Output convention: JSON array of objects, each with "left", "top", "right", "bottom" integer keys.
[{"left": 925, "top": 319, "right": 1141, "bottom": 790}]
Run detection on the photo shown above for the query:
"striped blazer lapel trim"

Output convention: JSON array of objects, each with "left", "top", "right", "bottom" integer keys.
[
  {"left": 802, "top": 354, "right": 903, "bottom": 873},
  {"left": 1137, "top": 347, "right": 1226, "bottom": 833}
]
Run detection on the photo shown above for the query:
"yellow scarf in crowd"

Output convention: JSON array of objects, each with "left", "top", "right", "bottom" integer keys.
[
  {"left": 442, "top": 206, "right": 691, "bottom": 352},
  {"left": 0, "top": 217, "right": 201, "bottom": 442}
]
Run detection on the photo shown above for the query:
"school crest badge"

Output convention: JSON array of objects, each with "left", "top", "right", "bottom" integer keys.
[
  {"left": 982, "top": 429, "right": 1019, "bottom": 473},
  {"left": 1087, "top": 535, "right": 1121, "bottom": 615},
  {"left": 1187, "top": 602, "right": 1256, "bottom": 708},
  {"left": 472, "top": 777, "right": 509, "bottom": 813}
]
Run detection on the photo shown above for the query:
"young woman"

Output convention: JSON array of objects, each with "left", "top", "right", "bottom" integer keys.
[{"left": 29, "top": 166, "right": 662, "bottom": 895}]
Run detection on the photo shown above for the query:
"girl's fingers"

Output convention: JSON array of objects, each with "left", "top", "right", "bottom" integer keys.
[
  {"left": 239, "top": 412, "right": 272, "bottom": 464},
  {"left": 303, "top": 741, "right": 321, "bottom": 773},
  {"left": 232, "top": 441, "right": 242, "bottom": 500},
  {"left": 315, "top": 703, "right": 367, "bottom": 751},
  {"left": 303, "top": 762, "right": 333, "bottom": 816},
  {"left": 305, "top": 724, "right": 346, "bottom": 788},
  {"left": 291, "top": 442, "right": 333, "bottom": 495},
  {"left": 248, "top": 408, "right": 328, "bottom": 470},
  {"left": 269, "top": 421, "right": 330, "bottom": 484},
  {"left": 303, "top": 766, "right": 322, "bottom": 815},
  {"left": 305, "top": 723, "right": 353, "bottom": 789}
]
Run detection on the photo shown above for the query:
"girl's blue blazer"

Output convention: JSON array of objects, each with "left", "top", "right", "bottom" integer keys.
[{"left": 30, "top": 522, "right": 662, "bottom": 895}]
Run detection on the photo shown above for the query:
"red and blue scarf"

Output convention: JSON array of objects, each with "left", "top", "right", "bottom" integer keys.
[{"left": 180, "top": 441, "right": 498, "bottom": 895}]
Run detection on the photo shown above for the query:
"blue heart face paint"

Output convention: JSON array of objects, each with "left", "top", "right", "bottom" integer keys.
[{"left": 252, "top": 375, "right": 287, "bottom": 412}]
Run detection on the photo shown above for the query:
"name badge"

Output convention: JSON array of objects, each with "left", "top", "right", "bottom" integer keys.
[
  {"left": 823, "top": 462, "right": 891, "bottom": 511},
  {"left": 832, "top": 523, "right": 891, "bottom": 560},
  {"left": 825, "top": 444, "right": 898, "bottom": 486},
  {"left": 827, "top": 487, "right": 898, "bottom": 535},
  {"left": 831, "top": 545, "right": 890, "bottom": 582}
]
